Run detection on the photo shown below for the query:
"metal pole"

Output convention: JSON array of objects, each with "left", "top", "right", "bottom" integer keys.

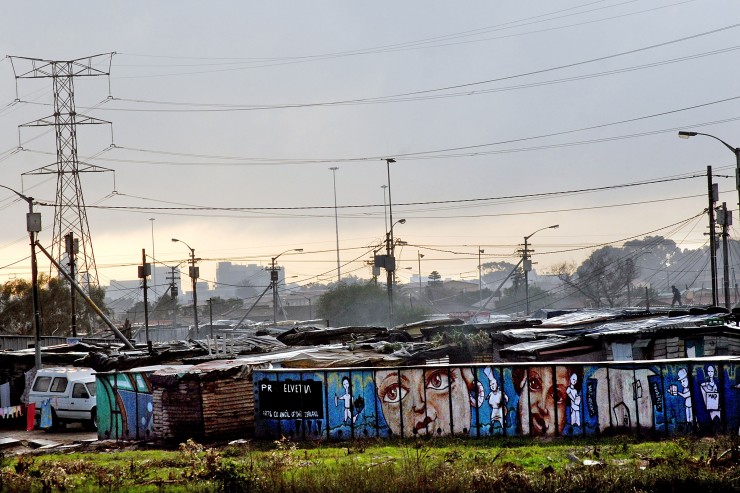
[
  {"left": 150, "top": 218, "right": 156, "bottom": 299},
  {"left": 30, "top": 220, "right": 42, "bottom": 368},
  {"left": 1, "top": 185, "right": 43, "bottom": 367},
  {"left": 721, "top": 202, "right": 731, "bottom": 309},
  {"left": 386, "top": 230, "right": 393, "bottom": 328},
  {"left": 524, "top": 236, "right": 530, "bottom": 315},
  {"left": 707, "top": 166, "right": 718, "bottom": 306},
  {"left": 330, "top": 167, "right": 341, "bottom": 282},
  {"left": 272, "top": 257, "right": 278, "bottom": 323},
  {"left": 66, "top": 232, "right": 77, "bottom": 338},
  {"left": 385, "top": 158, "right": 396, "bottom": 328},
  {"left": 36, "top": 242, "right": 135, "bottom": 349},
  {"left": 209, "top": 298, "right": 213, "bottom": 340},
  {"left": 190, "top": 248, "right": 199, "bottom": 332},
  {"left": 478, "top": 248, "right": 484, "bottom": 307},
  {"left": 381, "top": 185, "right": 388, "bottom": 236},
  {"left": 736, "top": 148, "right": 740, "bottom": 215},
  {"left": 418, "top": 251, "right": 423, "bottom": 301},
  {"left": 142, "top": 248, "right": 150, "bottom": 344}
]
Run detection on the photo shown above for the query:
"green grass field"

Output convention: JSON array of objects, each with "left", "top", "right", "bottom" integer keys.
[{"left": 2, "top": 435, "right": 738, "bottom": 492}]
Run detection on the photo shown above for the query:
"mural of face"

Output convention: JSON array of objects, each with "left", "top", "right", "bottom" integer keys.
[
  {"left": 374, "top": 367, "right": 475, "bottom": 437},
  {"left": 514, "top": 366, "right": 574, "bottom": 436}
]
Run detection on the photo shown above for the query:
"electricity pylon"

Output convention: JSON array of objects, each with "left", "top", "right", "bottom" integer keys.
[{"left": 9, "top": 54, "right": 114, "bottom": 290}]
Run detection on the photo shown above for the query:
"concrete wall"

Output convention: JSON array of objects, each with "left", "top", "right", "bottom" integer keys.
[{"left": 254, "top": 358, "right": 740, "bottom": 440}]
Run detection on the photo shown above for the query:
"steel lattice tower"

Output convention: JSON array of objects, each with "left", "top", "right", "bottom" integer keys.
[{"left": 9, "top": 54, "right": 114, "bottom": 290}]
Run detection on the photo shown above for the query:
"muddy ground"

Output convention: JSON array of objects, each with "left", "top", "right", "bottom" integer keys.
[{"left": 0, "top": 424, "right": 101, "bottom": 456}]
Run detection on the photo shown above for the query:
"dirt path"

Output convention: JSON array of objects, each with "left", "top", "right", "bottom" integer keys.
[{"left": 0, "top": 424, "right": 98, "bottom": 455}]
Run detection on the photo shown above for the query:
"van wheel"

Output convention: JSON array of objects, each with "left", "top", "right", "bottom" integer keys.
[{"left": 85, "top": 408, "right": 98, "bottom": 431}]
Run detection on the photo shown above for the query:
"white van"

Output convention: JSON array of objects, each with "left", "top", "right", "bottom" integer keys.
[{"left": 28, "top": 367, "right": 97, "bottom": 431}]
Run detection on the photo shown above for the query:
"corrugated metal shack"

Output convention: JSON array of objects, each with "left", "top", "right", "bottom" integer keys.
[
  {"left": 95, "top": 365, "right": 192, "bottom": 441},
  {"left": 149, "top": 360, "right": 263, "bottom": 441},
  {"left": 496, "top": 310, "right": 740, "bottom": 362}
]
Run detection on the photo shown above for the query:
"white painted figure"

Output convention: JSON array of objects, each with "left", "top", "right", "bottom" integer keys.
[
  {"left": 700, "top": 365, "right": 720, "bottom": 421},
  {"left": 566, "top": 372, "right": 581, "bottom": 427},
  {"left": 483, "top": 367, "right": 507, "bottom": 428}
]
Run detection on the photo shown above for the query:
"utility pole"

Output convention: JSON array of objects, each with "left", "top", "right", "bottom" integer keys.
[
  {"left": 65, "top": 232, "right": 78, "bottom": 337},
  {"left": 9, "top": 54, "right": 115, "bottom": 291},
  {"left": 478, "top": 248, "right": 484, "bottom": 307},
  {"left": 139, "top": 248, "right": 151, "bottom": 345},
  {"left": 329, "top": 167, "right": 341, "bottom": 282},
  {"left": 0, "top": 185, "right": 42, "bottom": 367},
  {"left": 718, "top": 202, "right": 732, "bottom": 309},
  {"left": 166, "top": 265, "right": 179, "bottom": 327},
  {"left": 707, "top": 166, "right": 719, "bottom": 306},
  {"left": 270, "top": 249, "right": 303, "bottom": 323},
  {"left": 208, "top": 298, "right": 214, "bottom": 340},
  {"left": 418, "top": 251, "right": 424, "bottom": 301},
  {"left": 522, "top": 224, "right": 559, "bottom": 315},
  {"left": 385, "top": 158, "right": 396, "bottom": 328}
]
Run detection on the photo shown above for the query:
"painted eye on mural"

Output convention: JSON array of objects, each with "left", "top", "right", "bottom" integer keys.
[
  {"left": 426, "top": 370, "right": 450, "bottom": 391},
  {"left": 528, "top": 374, "right": 542, "bottom": 392},
  {"left": 381, "top": 383, "right": 408, "bottom": 403}
]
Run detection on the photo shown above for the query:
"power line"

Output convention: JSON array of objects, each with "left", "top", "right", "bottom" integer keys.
[
  {"left": 98, "top": 45, "right": 740, "bottom": 112},
  {"left": 111, "top": 1, "right": 695, "bottom": 78},
  {"left": 43, "top": 173, "right": 703, "bottom": 213}
]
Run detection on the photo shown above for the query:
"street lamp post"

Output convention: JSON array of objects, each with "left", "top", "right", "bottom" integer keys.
[
  {"left": 679, "top": 131, "right": 738, "bottom": 307},
  {"left": 171, "top": 238, "right": 199, "bottom": 334},
  {"left": 1, "top": 185, "right": 42, "bottom": 368},
  {"left": 270, "top": 248, "right": 303, "bottom": 323},
  {"left": 523, "top": 224, "right": 559, "bottom": 316},
  {"left": 329, "top": 167, "right": 341, "bottom": 282},
  {"left": 679, "top": 131, "right": 740, "bottom": 212}
]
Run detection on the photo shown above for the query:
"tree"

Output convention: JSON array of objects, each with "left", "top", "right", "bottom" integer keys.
[
  {"left": 554, "top": 246, "right": 636, "bottom": 308},
  {"left": 0, "top": 274, "right": 108, "bottom": 335},
  {"left": 428, "top": 271, "right": 442, "bottom": 285},
  {"left": 316, "top": 282, "right": 430, "bottom": 327}
]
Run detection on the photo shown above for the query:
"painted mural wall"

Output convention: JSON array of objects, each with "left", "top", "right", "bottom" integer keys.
[
  {"left": 254, "top": 359, "right": 740, "bottom": 440},
  {"left": 96, "top": 371, "right": 155, "bottom": 440}
]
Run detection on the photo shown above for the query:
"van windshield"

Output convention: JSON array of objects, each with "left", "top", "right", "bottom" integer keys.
[{"left": 85, "top": 382, "right": 96, "bottom": 397}]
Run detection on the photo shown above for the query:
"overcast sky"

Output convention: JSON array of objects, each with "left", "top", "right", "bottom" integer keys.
[{"left": 1, "top": 1, "right": 740, "bottom": 295}]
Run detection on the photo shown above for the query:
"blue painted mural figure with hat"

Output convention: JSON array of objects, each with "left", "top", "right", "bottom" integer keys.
[{"left": 668, "top": 368, "right": 693, "bottom": 423}]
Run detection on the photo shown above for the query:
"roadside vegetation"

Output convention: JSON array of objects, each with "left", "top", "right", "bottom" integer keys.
[{"left": 1, "top": 435, "right": 738, "bottom": 492}]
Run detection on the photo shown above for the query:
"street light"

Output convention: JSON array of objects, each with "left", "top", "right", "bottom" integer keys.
[
  {"left": 171, "top": 238, "right": 199, "bottom": 334},
  {"left": 523, "top": 224, "right": 559, "bottom": 316},
  {"left": 679, "top": 131, "right": 738, "bottom": 307},
  {"left": 329, "top": 167, "right": 341, "bottom": 282},
  {"left": 0, "top": 185, "right": 42, "bottom": 368},
  {"left": 679, "top": 131, "right": 740, "bottom": 212},
  {"left": 270, "top": 248, "right": 303, "bottom": 323}
]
